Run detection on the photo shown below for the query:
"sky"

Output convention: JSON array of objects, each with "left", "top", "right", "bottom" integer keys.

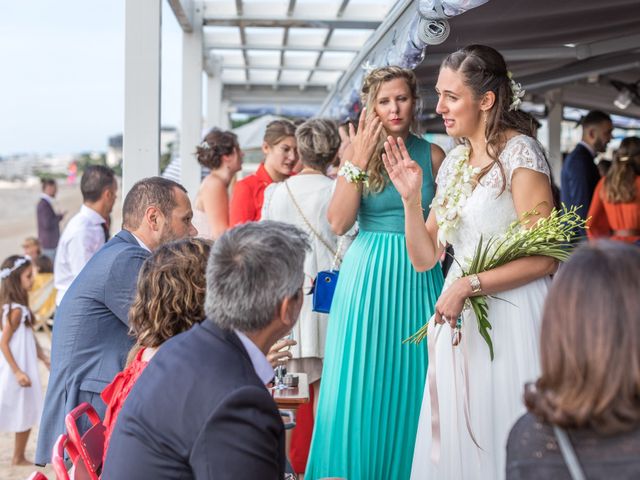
[{"left": 0, "top": 1, "right": 182, "bottom": 156}]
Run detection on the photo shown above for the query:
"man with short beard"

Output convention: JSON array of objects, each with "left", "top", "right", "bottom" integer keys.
[
  {"left": 35, "top": 177, "right": 197, "bottom": 465},
  {"left": 561, "top": 110, "right": 613, "bottom": 236}
]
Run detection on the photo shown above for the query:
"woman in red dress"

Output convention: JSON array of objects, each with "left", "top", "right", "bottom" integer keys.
[
  {"left": 100, "top": 238, "right": 211, "bottom": 463},
  {"left": 588, "top": 136, "right": 640, "bottom": 244},
  {"left": 229, "top": 119, "right": 297, "bottom": 225}
]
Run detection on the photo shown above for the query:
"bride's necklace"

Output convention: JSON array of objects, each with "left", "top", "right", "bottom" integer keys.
[{"left": 431, "top": 145, "right": 480, "bottom": 247}]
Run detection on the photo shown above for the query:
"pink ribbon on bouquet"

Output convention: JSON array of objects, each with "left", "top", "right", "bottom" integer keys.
[{"left": 427, "top": 313, "right": 483, "bottom": 465}]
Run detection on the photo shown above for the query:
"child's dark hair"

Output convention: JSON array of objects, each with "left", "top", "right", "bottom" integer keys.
[
  {"left": 35, "top": 255, "right": 54, "bottom": 274},
  {"left": 0, "top": 255, "right": 33, "bottom": 326}
]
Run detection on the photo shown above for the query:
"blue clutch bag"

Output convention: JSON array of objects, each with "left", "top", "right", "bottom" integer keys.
[{"left": 312, "top": 270, "right": 339, "bottom": 314}]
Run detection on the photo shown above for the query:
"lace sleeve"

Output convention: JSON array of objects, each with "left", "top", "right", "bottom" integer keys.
[
  {"left": 502, "top": 135, "right": 550, "bottom": 190},
  {"left": 436, "top": 145, "right": 463, "bottom": 188}
]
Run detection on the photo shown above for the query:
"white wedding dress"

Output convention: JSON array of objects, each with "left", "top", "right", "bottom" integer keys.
[{"left": 411, "top": 135, "right": 551, "bottom": 480}]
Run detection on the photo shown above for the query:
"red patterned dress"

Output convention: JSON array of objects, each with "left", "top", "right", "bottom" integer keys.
[{"left": 101, "top": 348, "right": 149, "bottom": 464}]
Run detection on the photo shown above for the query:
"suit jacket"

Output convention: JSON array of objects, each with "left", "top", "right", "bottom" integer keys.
[
  {"left": 35, "top": 230, "right": 150, "bottom": 465},
  {"left": 102, "top": 321, "right": 285, "bottom": 480},
  {"left": 37, "top": 198, "right": 63, "bottom": 249},
  {"left": 561, "top": 143, "right": 601, "bottom": 223}
]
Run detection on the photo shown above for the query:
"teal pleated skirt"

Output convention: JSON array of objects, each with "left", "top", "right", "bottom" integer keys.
[{"left": 305, "top": 230, "right": 444, "bottom": 480}]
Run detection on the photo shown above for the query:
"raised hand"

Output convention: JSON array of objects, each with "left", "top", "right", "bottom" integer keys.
[
  {"left": 349, "top": 107, "right": 383, "bottom": 169},
  {"left": 267, "top": 337, "right": 297, "bottom": 368},
  {"left": 382, "top": 136, "right": 423, "bottom": 203}
]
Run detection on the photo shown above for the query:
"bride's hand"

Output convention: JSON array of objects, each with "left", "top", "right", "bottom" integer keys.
[
  {"left": 349, "top": 108, "right": 383, "bottom": 169},
  {"left": 382, "top": 136, "right": 423, "bottom": 204},
  {"left": 434, "top": 278, "right": 471, "bottom": 328}
]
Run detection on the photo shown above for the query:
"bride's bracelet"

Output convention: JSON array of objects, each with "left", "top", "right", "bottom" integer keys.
[{"left": 338, "top": 161, "right": 369, "bottom": 186}]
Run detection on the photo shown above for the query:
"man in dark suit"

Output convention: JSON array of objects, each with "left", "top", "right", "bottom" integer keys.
[
  {"left": 102, "top": 221, "right": 310, "bottom": 479},
  {"left": 36, "top": 178, "right": 65, "bottom": 260},
  {"left": 35, "top": 177, "right": 197, "bottom": 465},
  {"left": 561, "top": 110, "right": 613, "bottom": 236}
]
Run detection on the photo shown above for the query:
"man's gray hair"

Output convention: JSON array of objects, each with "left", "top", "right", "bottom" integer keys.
[{"left": 205, "top": 221, "right": 310, "bottom": 332}]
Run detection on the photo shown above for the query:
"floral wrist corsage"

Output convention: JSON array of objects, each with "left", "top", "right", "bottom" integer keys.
[{"left": 338, "top": 161, "right": 369, "bottom": 186}]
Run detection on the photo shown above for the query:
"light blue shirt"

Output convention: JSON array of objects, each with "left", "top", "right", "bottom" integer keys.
[{"left": 234, "top": 330, "right": 274, "bottom": 385}]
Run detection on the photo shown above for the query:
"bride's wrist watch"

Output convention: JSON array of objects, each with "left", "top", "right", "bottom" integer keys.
[{"left": 468, "top": 274, "right": 482, "bottom": 295}]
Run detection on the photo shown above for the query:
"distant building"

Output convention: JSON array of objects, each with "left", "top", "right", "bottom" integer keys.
[
  {"left": 107, "top": 127, "right": 178, "bottom": 168},
  {"left": 0, "top": 153, "right": 72, "bottom": 180}
]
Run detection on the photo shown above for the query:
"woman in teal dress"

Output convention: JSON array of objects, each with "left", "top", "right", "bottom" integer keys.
[{"left": 305, "top": 66, "right": 445, "bottom": 479}]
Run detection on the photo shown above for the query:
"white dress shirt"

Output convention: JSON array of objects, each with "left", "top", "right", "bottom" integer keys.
[
  {"left": 54, "top": 205, "right": 107, "bottom": 305},
  {"left": 578, "top": 140, "right": 596, "bottom": 158},
  {"left": 130, "top": 232, "right": 151, "bottom": 252},
  {"left": 40, "top": 192, "right": 56, "bottom": 207},
  {"left": 234, "top": 329, "right": 274, "bottom": 385}
]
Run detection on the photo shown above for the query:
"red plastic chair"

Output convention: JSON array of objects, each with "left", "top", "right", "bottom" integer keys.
[
  {"left": 51, "top": 434, "right": 71, "bottom": 480},
  {"left": 26, "top": 472, "right": 50, "bottom": 480},
  {"left": 51, "top": 402, "right": 106, "bottom": 480}
]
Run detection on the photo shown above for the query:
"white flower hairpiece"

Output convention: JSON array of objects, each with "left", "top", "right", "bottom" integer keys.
[
  {"left": 199, "top": 141, "right": 211, "bottom": 150},
  {"left": 507, "top": 71, "right": 525, "bottom": 111},
  {"left": 0, "top": 257, "right": 28, "bottom": 281}
]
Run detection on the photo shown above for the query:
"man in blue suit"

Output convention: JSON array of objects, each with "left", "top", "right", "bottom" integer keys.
[
  {"left": 561, "top": 110, "right": 613, "bottom": 236},
  {"left": 102, "top": 221, "right": 310, "bottom": 479},
  {"left": 35, "top": 177, "right": 197, "bottom": 465}
]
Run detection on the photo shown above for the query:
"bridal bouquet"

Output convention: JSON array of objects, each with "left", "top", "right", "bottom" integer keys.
[{"left": 405, "top": 205, "right": 588, "bottom": 360}]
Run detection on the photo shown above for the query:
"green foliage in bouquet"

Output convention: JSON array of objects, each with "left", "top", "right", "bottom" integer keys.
[{"left": 405, "top": 204, "right": 588, "bottom": 360}]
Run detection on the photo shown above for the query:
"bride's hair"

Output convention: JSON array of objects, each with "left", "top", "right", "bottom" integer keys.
[
  {"left": 524, "top": 241, "right": 640, "bottom": 435},
  {"left": 441, "top": 45, "right": 538, "bottom": 193},
  {"left": 360, "top": 66, "right": 420, "bottom": 193}
]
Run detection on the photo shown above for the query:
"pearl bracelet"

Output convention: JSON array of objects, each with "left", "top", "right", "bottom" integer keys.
[{"left": 338, "top": 161, "right": 369, "bottom": 186}]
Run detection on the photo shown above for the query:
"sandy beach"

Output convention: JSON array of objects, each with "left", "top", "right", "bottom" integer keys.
[
  {"left": 0, "top": 179, "right": 123, "bottom": 479},
  {"left": 0, "top": 332, "right": 54, "bottom": 479},
  {"left": 0, "top": 180, "right": 123, "bottom": 261}
]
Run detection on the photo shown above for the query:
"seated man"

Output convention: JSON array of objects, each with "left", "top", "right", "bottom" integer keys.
[
  {"left": 102, "top": 221, "right": 310, "bottom": 479},
  {"left": 35, "top": 177, "right": 196, "bottom": 465}
]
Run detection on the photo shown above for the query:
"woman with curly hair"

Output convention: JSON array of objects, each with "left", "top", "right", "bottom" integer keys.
[
  {"left": 506, "top": 241, "right": 640, "bottom": 478},
  {"left": 587, "top": 136, "right": 640, "bottom": 244},
  {"left": 100, "top": 236, "right": 295, "bottom": 465},
  {"left": 100, "top": 237, "right": 211, "bottom": 461}
]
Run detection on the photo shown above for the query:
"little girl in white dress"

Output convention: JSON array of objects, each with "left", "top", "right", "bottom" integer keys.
[{"left": 0, "top": 255, "right": 49, "bottom": 465}]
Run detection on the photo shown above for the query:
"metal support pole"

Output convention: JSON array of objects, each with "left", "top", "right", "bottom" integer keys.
[
  {"left": 179, "top": 5, "right": 204, "bottom": 200},
  {"left": 206, "top": 56, "right": 223, "bottom": 130},
  {"left": 546, "top": 90, "right": 563, "bottom": 186},
  {"left": 123, "top": 0, "right": 162, "bottom": 197}
]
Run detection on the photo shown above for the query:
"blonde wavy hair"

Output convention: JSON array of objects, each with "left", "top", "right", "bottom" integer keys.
[
  {"left": 360, "top": 66, "right": 419, "bottom": 193},
  {"left": 127, "top": 237, "right": 212, "bottom": 364},
  {"left": 603, "top": 136, "right": 640, "bottom": 203}
]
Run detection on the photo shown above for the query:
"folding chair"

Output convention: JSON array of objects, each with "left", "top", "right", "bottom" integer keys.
[
  {"left": 51, "top": 434, "right": 70, "bottom": 480},
  {"left": 26, "top": 472, "right": 50, "bottom": 480},
  {"left": 51, "top": 402, "right": 106, "bottom": 480}
]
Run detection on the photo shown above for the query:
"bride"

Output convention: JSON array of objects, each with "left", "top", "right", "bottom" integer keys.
[{"left": 382, "top": 45, "right": 556, "bottom": 479}]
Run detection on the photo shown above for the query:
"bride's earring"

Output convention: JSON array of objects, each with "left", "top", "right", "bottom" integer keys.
[{"left": 482, "top": 111, "right": 488, "bottom": 147}]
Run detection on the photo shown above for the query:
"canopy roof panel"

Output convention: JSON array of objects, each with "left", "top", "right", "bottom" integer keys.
[
  {"left": 410, "top": 0, "right": 640, "bottom": 125},
  {"left": 202, "top": 0, "right": 395, "bottom": 92}
]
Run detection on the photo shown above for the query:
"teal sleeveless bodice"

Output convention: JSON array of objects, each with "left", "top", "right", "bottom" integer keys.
[{"left": 357, "top": 134, "right": 435, "bottom": 233}]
